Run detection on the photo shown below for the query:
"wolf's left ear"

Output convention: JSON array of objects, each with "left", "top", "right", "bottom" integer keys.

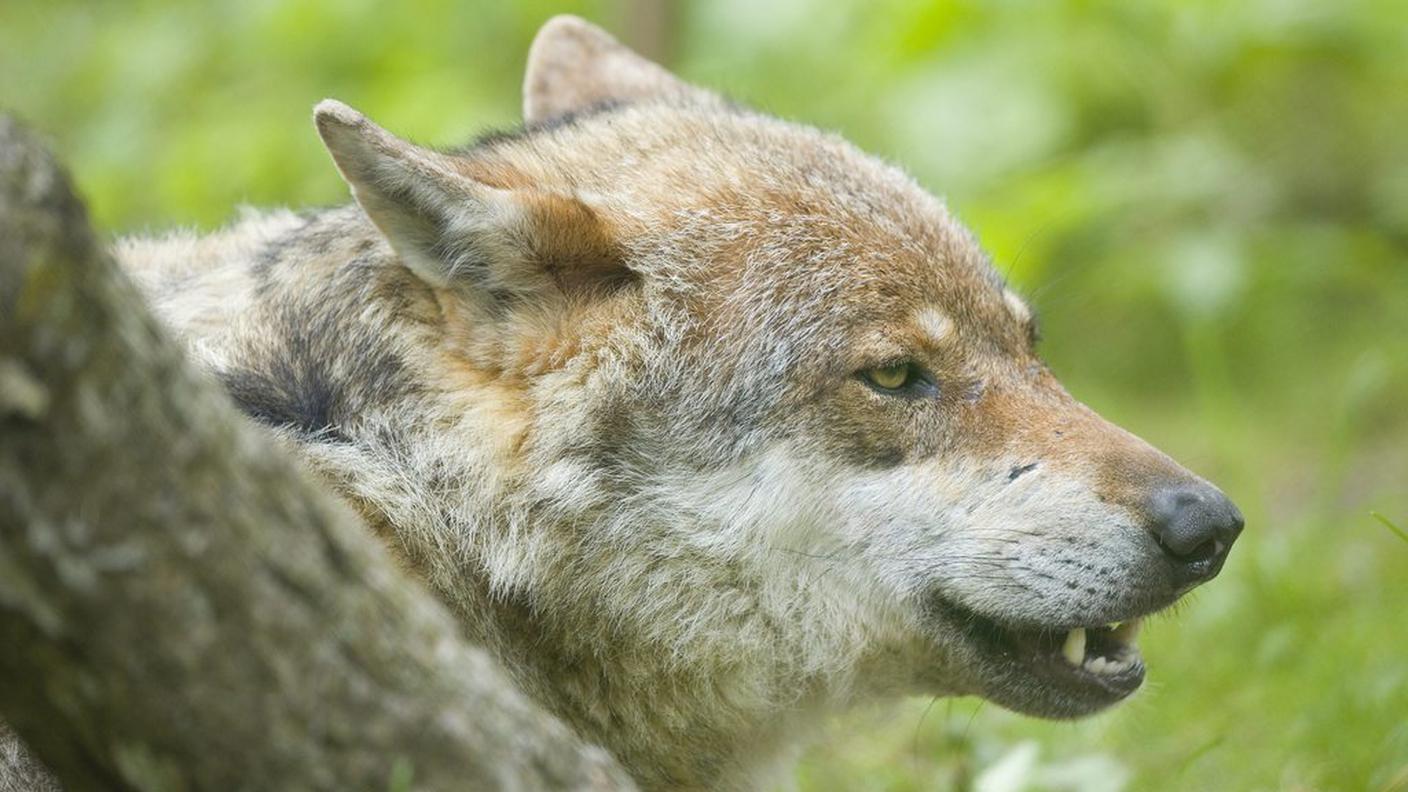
[
  {"left": 523, "top": 15, "right": 721, "bottom": 124},
  {"left": 315, "top": 99, "right": 624, "bottom": 296}
]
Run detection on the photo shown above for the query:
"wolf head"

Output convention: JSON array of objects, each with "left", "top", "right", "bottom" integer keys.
[{"left": 295, "top": 14, "right": 1243, "bottom": 781}]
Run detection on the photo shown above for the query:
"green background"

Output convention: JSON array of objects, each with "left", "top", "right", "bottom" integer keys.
[{"left": 3, "top": 1, "right": 1405, "bottom": 790}]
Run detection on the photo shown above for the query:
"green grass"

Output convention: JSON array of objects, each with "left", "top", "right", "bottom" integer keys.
[
  {"left": 1372, "top": 513, "right": 1408, "bottom": 546},
  {"left": 3, "top": 1, "right": 1405, "bottom": 789},
  {"left": 386, "top": 757, "right": 415, "bottom": 792}
]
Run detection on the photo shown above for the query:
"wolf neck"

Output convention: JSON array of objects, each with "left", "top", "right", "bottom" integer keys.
[{"left": 117, "top": 206, "right": 896, "bottom": 791}]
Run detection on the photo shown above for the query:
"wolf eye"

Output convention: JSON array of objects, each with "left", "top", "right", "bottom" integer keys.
[
  {"left": 859, "top": 361, "right": 936, "bottom": 397},
  {"left": 866, "top": 363, "right": 910, "bottom": 389}
]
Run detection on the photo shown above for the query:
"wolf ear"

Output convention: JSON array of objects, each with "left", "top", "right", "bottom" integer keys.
[
  {"left": 314, "top": 99, "right": 624, "bottom": 296},
  {"left": 523, "top": 15, "right": 720, "bottom": 124}
]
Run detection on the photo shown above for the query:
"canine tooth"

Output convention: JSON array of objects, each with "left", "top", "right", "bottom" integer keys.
[
  {"left": 1113, "top": 618, "right": 1143, "bottom": 643},
  {"left": 1062, "top": 628, "right": 1086, "bottom": 665}
]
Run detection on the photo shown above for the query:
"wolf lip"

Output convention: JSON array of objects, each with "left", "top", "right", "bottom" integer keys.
[
  {"left": 1000, "top": 620, "right": 1144, "bottom": 692},
  {"left": 936, "top": 601, "right": 1150, "bottom": 705},
  {"left": 1047, "top": 621, "right": 1145, "bottom": 692}
]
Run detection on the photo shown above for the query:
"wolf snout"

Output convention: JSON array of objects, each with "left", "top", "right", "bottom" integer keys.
[{"left": 1146, "top": 482, "right": 1244, "bottom": 586}]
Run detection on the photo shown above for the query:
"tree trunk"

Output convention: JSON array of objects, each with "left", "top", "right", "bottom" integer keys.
[{"left": 0, "top": 115, "right": 634, "bottom": 791}]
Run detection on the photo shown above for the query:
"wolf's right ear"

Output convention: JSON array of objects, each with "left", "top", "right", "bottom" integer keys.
[
  {"left": 315, "top": 99, "right": 624, "bottom": 296},
  {"left": 523, "top": 15, "right": 721, "bottom": 124}
]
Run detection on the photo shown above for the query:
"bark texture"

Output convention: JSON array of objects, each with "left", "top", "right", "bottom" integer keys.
[{"left": 0, "top": 115, "right": 634, "bottom": 791}]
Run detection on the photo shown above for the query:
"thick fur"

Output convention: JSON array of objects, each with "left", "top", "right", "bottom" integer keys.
[{"left": 111, "top": 17, "right": 1238, "bottom": 790}]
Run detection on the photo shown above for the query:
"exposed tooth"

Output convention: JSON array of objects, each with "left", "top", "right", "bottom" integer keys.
[
  {"left": 1062, "top": 628, "right": 1086, "bottom": 665},
  {"left": 1113, "top": 618, "right": 1143, "bottom": 643},
  {"left": 1087, "top": 656, "right": 1109, "bottom": 674},
  {"left": 1108, "top": 622, "right": 1121, "bottom": 630}
]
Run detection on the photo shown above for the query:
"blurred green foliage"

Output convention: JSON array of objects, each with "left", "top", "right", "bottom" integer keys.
[{"left": 3, "top": 1, "right": 1405, "bottom": 790}]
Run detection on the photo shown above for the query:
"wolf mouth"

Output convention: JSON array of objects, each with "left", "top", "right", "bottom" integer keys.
[{"left": 936, "top": 600, "right": 1150, "bottom": 709}]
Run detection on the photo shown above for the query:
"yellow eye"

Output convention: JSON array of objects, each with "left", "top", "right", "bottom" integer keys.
[{"left": 865, "top": 363, "right": 911, "bottom": 390}]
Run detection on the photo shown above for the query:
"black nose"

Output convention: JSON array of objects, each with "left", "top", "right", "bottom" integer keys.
[{"left": 1148, "top": 482, "right": 1244, "bottom": 584}]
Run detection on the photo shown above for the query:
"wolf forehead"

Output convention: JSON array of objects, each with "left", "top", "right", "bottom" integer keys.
[{"left": 473, "top": 102, "right": 1031, "bottom": 348}]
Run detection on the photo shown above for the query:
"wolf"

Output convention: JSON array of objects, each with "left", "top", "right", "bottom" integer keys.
[{"left": 98, "top": 15, "right": 1243, "bottom": 791}]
